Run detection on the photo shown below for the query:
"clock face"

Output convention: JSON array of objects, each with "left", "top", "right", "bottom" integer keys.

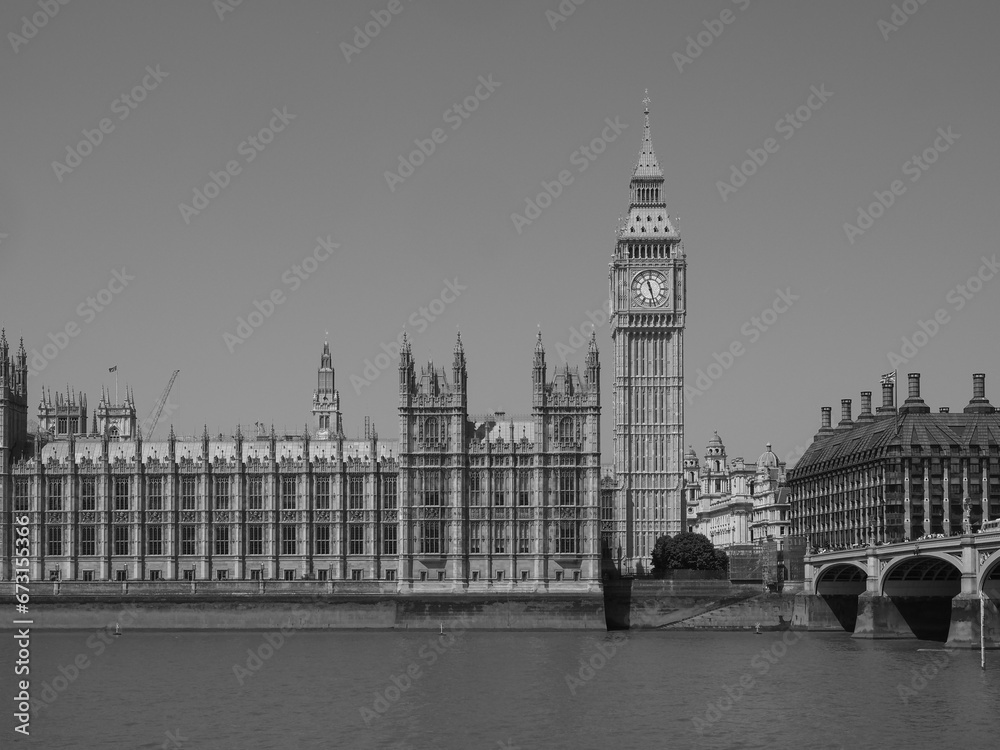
[{"left": 632, "top": 270, "right": 668, "bottom": 307}]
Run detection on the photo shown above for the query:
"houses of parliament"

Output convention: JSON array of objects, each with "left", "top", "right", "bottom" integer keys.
[{"left": 0, "top": 100, "right": 686, "bottom": 585}]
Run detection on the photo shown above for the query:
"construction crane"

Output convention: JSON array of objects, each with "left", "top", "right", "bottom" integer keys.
[{"left": 140, "top": 369, "right": 179, "bottom": 440}]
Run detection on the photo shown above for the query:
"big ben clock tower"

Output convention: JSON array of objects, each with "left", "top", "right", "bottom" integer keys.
[{"left": 610, "top": 94, "right": 686, "bottom": 569}]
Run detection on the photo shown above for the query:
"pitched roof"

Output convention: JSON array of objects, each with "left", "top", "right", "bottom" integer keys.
[{"left": 792, "top": 412, "right": 1000, "bottom": 476}]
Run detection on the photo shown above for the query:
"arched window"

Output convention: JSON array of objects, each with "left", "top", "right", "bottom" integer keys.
[
  {"left": 423, "top": 417, "right": 439, "bottom": 444},
  {"left": 559, "top": 417, "right": 574, "bottom": 442}
]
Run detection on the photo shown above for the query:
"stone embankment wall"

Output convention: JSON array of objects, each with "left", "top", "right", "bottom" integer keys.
[
  {"left": 0, "top": 584, "right": 607, "bottom": 630},
  {"left": 606, "top": 579, "right": 799, "bottom": 630}
]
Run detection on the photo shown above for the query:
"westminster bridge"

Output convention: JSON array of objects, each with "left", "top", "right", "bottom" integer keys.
[{"left": 795, "top": 530, "right": 1000, "bottom": 647}]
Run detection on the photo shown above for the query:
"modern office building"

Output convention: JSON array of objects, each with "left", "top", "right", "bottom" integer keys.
[{"left": 789, "top": 373, "right": 1000, "bottom": 547}]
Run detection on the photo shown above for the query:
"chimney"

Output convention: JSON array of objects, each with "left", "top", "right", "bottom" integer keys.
[
  {"left": 815, "top": 406, "right": 835, "bottom": 439},
  {"left": 876, "top": 379, "right": 895, "bottom": 416},
  {"left": 964, "top": 372, "right": 996, "bottom": 414},
  {"left": 856, "top": 391, "right": 875, "bottom": 422},
  {"left": 899, "top": 372, "right": 930, "bottom": 414},
  {"left": 837, "top": 399, "right": 854, "bottom": 429}
]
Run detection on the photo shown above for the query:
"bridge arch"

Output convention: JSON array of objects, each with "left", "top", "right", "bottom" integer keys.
[
  {"left": 880, "top": 554, "right": 962, "bottom": 641},
  {"left": 813, "top": 562, "right": 869, "bottom": 633},
  {"left": 978, "top": 549, "right": 1000, "bottom": 598},
  {"left": 814, "top": 562, "right": 868, "bottom": 595},
  {"left": 880, "top": 553, "right": 962, "bottom": 597}
]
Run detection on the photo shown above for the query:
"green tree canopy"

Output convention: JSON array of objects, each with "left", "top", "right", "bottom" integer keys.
[{"left": 651, "top": 532, "right": 728, "bottom": 575}]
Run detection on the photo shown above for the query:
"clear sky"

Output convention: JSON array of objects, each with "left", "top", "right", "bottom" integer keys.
[{"left": 2, "top": 0, "right": 998, "bottom": 466}]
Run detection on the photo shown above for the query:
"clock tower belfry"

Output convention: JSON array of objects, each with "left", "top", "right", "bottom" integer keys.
[{"left": 610, "top": 94, "right": 686, "bottom": 569}]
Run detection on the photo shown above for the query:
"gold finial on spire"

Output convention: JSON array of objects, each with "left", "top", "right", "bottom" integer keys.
[{"left": 643, "top": 89, "right": 651, "bottom": 113}]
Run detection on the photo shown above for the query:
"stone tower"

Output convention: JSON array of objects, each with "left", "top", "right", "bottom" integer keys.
[
  {"left": 0, "top": 330, "right": 29, "bottom": 473},
  {"left": 610, "top": 94, "right": 687, "bottom": 567},
  {"left": 312, "top": 340, "right": 343, "bottom": 439}
]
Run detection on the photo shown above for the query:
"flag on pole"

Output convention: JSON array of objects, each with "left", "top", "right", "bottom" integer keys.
[
  {"left": 880, "top": 370, "right": 896, "bottom": 385},
  {"left": 108, "top": 366, "right": 117, "bottom": 373}
]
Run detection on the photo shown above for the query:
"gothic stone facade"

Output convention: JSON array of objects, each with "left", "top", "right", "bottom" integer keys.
[
  {"left": 610, "top": 102, "right": 687, "bottom": 567},
  {"left": 0, "top": 332, "right": 601, "bottom": 589}
]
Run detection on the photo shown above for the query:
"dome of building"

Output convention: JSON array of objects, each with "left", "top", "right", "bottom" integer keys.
[
  {"left": 685, "top": 446, "right": 697, "bottom": 460},
  {"left": 757, "top": 442, "right": 779, "bottom": 468}
]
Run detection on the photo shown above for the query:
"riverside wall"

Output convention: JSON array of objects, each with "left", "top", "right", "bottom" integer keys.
[
  {"left": 17, "top": 580, "right": 961, "bottom": 634},
  {"left": 0, "top": 581, "right": 607, "bottom": 630},
  {"left": 606, "top": 579, "right": 800, "bottom": 631}
]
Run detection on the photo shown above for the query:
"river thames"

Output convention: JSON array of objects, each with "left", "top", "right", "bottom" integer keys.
[{"left": 3, "top": 629, "right": 998, "bottom": 749}]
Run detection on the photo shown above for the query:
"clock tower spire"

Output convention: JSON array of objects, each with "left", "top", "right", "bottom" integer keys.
[{"left": 610, "top": 92, "right": 686, "bottom": 570}]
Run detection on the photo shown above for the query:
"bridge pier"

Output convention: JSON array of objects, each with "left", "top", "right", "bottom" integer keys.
[
  {"left": 945, "top": 592, "right": 1000, "bottom": 649},
  {"left": 793, "top": 593, "right": 860, "bottom": 632},
  {"left": 852, "top": 592, "right": 916, "bottom": 639}
]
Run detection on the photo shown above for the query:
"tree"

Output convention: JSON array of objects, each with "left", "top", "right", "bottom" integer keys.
[{"left": 651, "top": 532, "right": 728, "bottom": 576}]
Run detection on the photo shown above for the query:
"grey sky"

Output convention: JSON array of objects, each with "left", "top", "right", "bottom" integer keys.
[{"left": 2, "top": 0, "right": 998, "bottom": 463}]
